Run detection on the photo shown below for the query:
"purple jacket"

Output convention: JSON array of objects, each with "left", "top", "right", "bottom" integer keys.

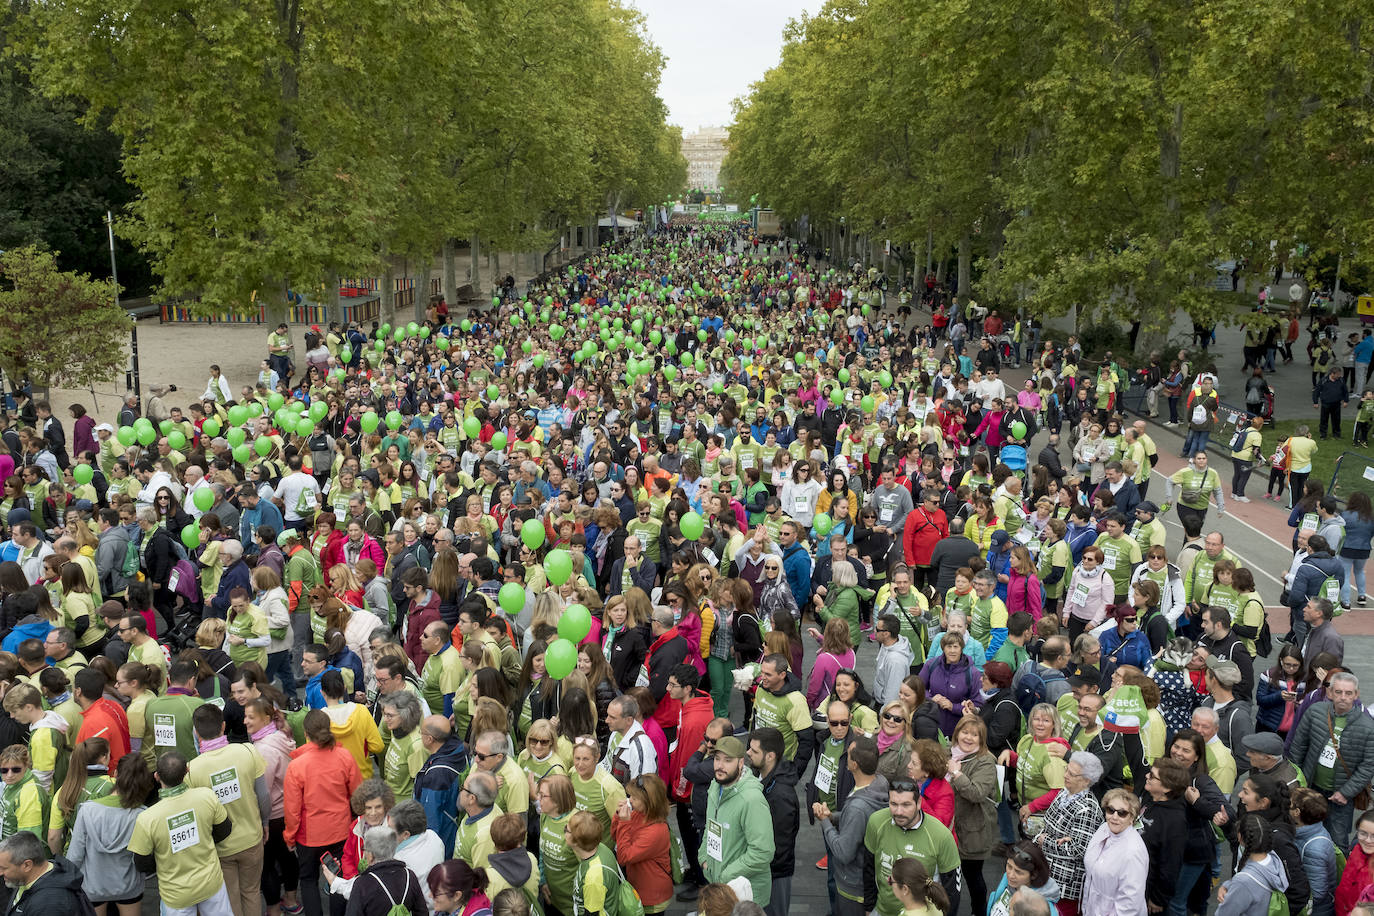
[{"left": 919, "top": 654, "right": 982, "bottom": 735}]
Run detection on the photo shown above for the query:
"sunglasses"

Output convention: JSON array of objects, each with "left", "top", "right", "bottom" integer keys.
[
  {"left": 529, "top": 737, "right": 551, "bottom": 747},
  {"left": 573, "top": 736, "right": 598, "bottom": 748},
  {"left": 1104, "top": 806, "right": 1131, "bottom": 817},
  {"left": 882, "top": 711, "right": 906, "bottom": 723},
  {"left": 473, "top": 751, "right": 500, "bottom": 762},
  {"left": 0, "top": 767, "right": 23, "bottom": 775},
  {"left": 828, "top": 719, "right": 851, "bottom": 727},
  {"left": 889, "top": 779, "right": 917, "bottom": 793}
]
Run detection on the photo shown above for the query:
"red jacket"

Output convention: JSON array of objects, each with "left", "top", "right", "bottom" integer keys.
[
  {"left": 311, "top": 529, "right": 347, "bottom": 574},
  {"left": 611, "top": 810, "right": 673, "bottom": 908},
  {"left": 903, "top": 506, "right": 949, "bottom": 568},
  {"left": 77, "top": 698, "right": 131, "bottom": 775},
  {"left": 404, "top": 590, "right": 442, "bottom": 671},
  {"left": 666, "top": 693, "right": 714, "bottom": 802},
  {"left": 284, "top": 741, "right": 362, "bottom": 847},
  {"left": 1337, "top": 842, "right": 1374, "bottom": 916}
]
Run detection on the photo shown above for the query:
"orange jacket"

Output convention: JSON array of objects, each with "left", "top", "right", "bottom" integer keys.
[{"left": 283, "top": 740, "right": 361, "bottom": 848}]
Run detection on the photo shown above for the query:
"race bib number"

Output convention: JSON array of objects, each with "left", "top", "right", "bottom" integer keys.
[
  {"left": 635, "top": 665, "right": 650, "bottom": 689},
  {"left": 210, "top": 767, "right": 242, "bottom": 804},
  {"left": 879, "top": 507, "right": 895, "bottom": 525},
  {"left": 1071, "top": 582, "right": 1090, "bottom": 607},
  {"left": 167, "top": 810, "right": 199, "bottom": 853},
  {"left": 167, "top": 568, "right": 181, "bottom": 594},
  {"left": 793, "top": 495, "right": 810, "bottom": 515},
  {"left": 706, "top": 820, "right": 724, "bottom": 862},
  {"left": 154, "top": 714, "right": 176, "bottom": 747},
  {"left": 814, "top": 757, "right": 836, "bottom": 794},
  {"left": 1014, "top": 526, "right": 1035, "bottom": 545},
  {"left": 1302, "top": 513, "right": 1319, "bottom": 532},
  {"left": 1102, "top": 549, "right": 1117, "bottom": 570},
  {"left": 739, "top": 452, "right": 755, "bottom": 470},
  {"left": 1320, "top": 741, "right": 1338, "bottom": 768}
]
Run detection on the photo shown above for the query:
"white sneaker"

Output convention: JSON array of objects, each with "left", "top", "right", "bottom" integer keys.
[{"left": 1232, "top": 495, "right": 1250, "bottom": 503}]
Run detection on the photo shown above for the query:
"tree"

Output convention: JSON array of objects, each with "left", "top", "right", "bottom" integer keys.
[{"left": 0, "top": 246, "right": 130, "bottom": 389}]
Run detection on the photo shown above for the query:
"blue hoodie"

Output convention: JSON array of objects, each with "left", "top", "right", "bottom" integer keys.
[
  {"left": 305, "top": 665, "right": 341, "bottom": 710},
  {"left": 1, "top": 618, "right": 54, "bottom": 655}
]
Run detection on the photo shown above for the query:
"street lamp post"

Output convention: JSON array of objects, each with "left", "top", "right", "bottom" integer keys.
[{"left": 106, "top": 210, "right": 140, "bottom": 404}]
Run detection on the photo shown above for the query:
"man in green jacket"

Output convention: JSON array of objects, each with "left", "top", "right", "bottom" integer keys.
[{"left": 702, "top": 736, "right": 775, "bottom": 905}]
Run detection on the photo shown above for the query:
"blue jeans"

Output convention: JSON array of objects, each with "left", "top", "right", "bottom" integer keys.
[
  {"left": 1342, "top": 556, "right": 1369, "bottom": 604},
  {"left": 266, "top": 650, "right": 294, "bottom": 699},
  {"left": 1182, "top": 429, "right": 1210, "bottom": 457},
  {"left": 1326, "top": 796, "right": 1355, "bottom": 849},
  {"left": 998, "top": 797, "right": 1018, "bottom": 844},
  {"left": 1168, "top": 861, "right": 1207, "bottom": 916}
]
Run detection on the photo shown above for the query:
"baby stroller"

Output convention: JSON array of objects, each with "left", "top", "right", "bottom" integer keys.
[{"left": 1000, "top": 443, "right": 1029, "bottom": 477}]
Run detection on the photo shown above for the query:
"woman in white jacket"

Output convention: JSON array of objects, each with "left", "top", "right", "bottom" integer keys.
[
  {"left": 253, "top": 565, "right": 295, "bottom": 699},
  {"left": 1080, "top": 788, "right": 1148, "bottom": 916},
  {"left": 780, "top": 460, "right": 823, "bottom": 529},
  {"left": 1129, "top": 547, "right": 1186, "bottom": 629}
]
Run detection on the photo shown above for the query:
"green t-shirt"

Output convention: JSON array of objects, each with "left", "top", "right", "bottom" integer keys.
[
  {"left": 570, "top": 768, "right": 625, "bottom": 844},
  {"left": 1315, "top": 715, "right": 1347, "bottom": 792},
  {"left": 145, "top": 693, "right": 205, "bottom": 761},
  {"left": 864, "top": 810, "right": 962, "bottom": 916},
  {"left": 421, "top": 643, "right": 464, "bottom": 717},
  {"left": 226, "top": 604, "right": 269, "bottom": 669},
  {"left": 539, "top": 809, "right": 579, "bottom": 913},
  {"left": 382, "top": 729, "right": 429, "bottom": 799},
  {"left": 1094, "top": 534, "right": 1141, "bottom": 592},
  {"left": 186, "top": 742, "right": 266, "bottom": 856},
  {"left": 1038, "top": 539, "right": 1072, "bottom": 600},
  {"left": 128, "top": 784, "right": 229, "bottom": 909}
]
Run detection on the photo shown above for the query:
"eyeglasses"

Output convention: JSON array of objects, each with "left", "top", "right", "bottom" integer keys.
[
  {"left": 529, "top": 738, "right": 551, "bottom": 747},
  {"left": 0, "top": 767, "right": 23, "bottom": 775},
  {"left": 573, "top": 736, "right": 598, "bottom": 748},
  {"left": 1104, "top": 806, "right": 1131, "bottom": 817},
  {"left": 882, "top": 711, "right": 906, "bottom": 723},
  {"left": 828, "top": 719, "right": 851, "bottom": 727},
  {"left": 1120, "top": 617, "right": 1137, "bottom": 624},
  {"left": 889, "top": 779, "right": 917, "bottom": 793},
  {"left": 1358, "top": 830, "right": 1374, "bottom": 842},
  {"left": 473, "top": 751, "right": 500, "bottom": 762}
]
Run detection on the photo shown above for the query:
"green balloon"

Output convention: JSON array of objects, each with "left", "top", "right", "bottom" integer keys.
[
  {"left": 309, "top": 401, "right": 328, "bottom": 421},
  {"left": 73, "top": 464, "right": 94, "bottom": 485},
  {"left": 649, "top": 330, "right": 662, "bottom": 345},
  {"left": 521, "top": 519, "right": 546, "bottom": 550},
  {"left": 813, "top": 512, "right": 834, "bottom": 536},
  {"left": 499, "top": 582, "right": 526, "bottom": 615},
  {"left": 227, "top": 405, "right": 248, "bottom": 427},
  {"left": 340, "top": 347, "right": 352, "bottom": 363},
  {"left": 1011, "top": 421, "right": 1028, "bottom": 440},
  {"left": 880, "top": 370, "right": 894, "bottom": 388},
  {"left": 679, "top": 511, "right": 704, "bottom": 541},
  {"left": 268, "top": 392, "right": 285, "bottom": 411},
  {"left": 226, "top": 427, "right": 247, "bottom": 447},
  {"left": 490, "top": 431, "right": 508, "bottom": 450},
  {"left": 486, "top": 385, "right": 499, "bottom": 400},
  {"left": 522, "top": 339, "right": 533, "bottom": 354},
  {"left": 159, "top": 420, "right": 173, "bottom": 435},
  {"left": 493, "top": 346, "right": 506, "bottom": 361},
  {"left": 201, "top": 419, "right": 221, "bottom": 438},
  {"left": 116, "top": 426, "right": 136, "bottom": 447},
  {"left": 360, "top": 411, "right": 380, "bottom": 433},
  {"left": 558, "top": 604, "right": 592, "bottom": 643},
  {"left": 193, "top": 487, "right": 214, "bottom": 512},
  {"left": 664, "top": 365, "right": 677, "bottom": 381},
  {"left": 168, "top": 431, "right": 187, "bottom": 451},
  {"left": 393, "top": 328, "right": 405, "bottom": 341},
  {"left": 181, "top": 523, "right": 202, "bottom": 550},
  {"left": 385, "top": 410, "right": 403, "bottom": 430},
  {"left": 545, "top": 638, "right": 578, "bottom": 680},
  {"left": 232, "top": 443, "right": 252, "bottom": 464},
  {"left": 839, "top": 368, "right": 850, "bottom": 384},
  {"left": 374, "top": 339, "right": 385, "bottom": 352},
  {"left": 436, "top": 336, "right": 449, "bottom": 351},
  {"left": 697, "top": 329, "right": 708, "bottom": 342},
  {"left": 136, "top": 426, "right": 157, "bottom": 446},
  {"left": 463, "top": 416, "right": 481, "bottom": 438},
  {"left": 861, "top": 396, "right": 876, "bottom": 413},
  {"left": 545, "top": 549, "right": 573, "bottom": 586},
  {"left": 296, "top": 418, "right": 315, "bottom": 437}
]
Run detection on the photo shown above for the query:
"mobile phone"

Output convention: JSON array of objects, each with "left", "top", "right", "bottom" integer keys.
[{"left": 320, "top": 852, "right": 342, "bottom": 875}]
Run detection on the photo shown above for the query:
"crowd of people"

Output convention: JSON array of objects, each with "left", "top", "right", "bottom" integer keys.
[{"left": 0, "top": 220, "right": 1372, "bottom": 916}]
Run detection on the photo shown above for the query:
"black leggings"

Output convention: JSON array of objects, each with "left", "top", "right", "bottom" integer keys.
[
  {"left": 295, "top": 840, "right": 345, "bottom": 916},
  {"left": 261, "top": 817, "right": 299, "bottom": 906},
  {"left": 962, "top": 858, "right": 989, "bottom": 916}
]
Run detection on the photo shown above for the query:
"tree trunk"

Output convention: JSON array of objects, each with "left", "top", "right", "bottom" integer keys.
[
  {"left": 381, "top": 264, "right": 395, "bottom": 317},
  {"left": 469, "top": 236, "right": 481, "bottom": 298},
  {"left": 442, "top": 239, "right": 457, "bottom": 308},
  {"left": 957, "top": 233, "right": 972, "bottom": 297}
]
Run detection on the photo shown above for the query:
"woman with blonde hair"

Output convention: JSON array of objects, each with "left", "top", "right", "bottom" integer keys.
[
  {"left": 526, "top": 591, "right": 563, "bottom": 651},
  {"left": 316, "top": 587, "right": 382, "bottom": 689},
  {"left": 327, "top": 563, "right": 364, "bottom": 608},
  {"left": 876, "top": 699, "right": 915, "bottom": 781},
  {"left": 48, "top": 735, "right": 113, "bottom": 854},
  {"left": 519, "top": 718, "right": 571, "bottom": 798}
]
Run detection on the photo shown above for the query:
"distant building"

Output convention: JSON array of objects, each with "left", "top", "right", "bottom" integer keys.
[{"left": 682, "top": 126, "right": 728, "bottom": 191}]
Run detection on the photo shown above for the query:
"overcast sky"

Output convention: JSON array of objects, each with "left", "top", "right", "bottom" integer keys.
[{"left": 630, "top": 0, "right": 821, "bottom": 133}]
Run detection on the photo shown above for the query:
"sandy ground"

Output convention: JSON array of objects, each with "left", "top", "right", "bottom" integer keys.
[{"left": 50, "top": 248, "right": 562, "bottom": 425}]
